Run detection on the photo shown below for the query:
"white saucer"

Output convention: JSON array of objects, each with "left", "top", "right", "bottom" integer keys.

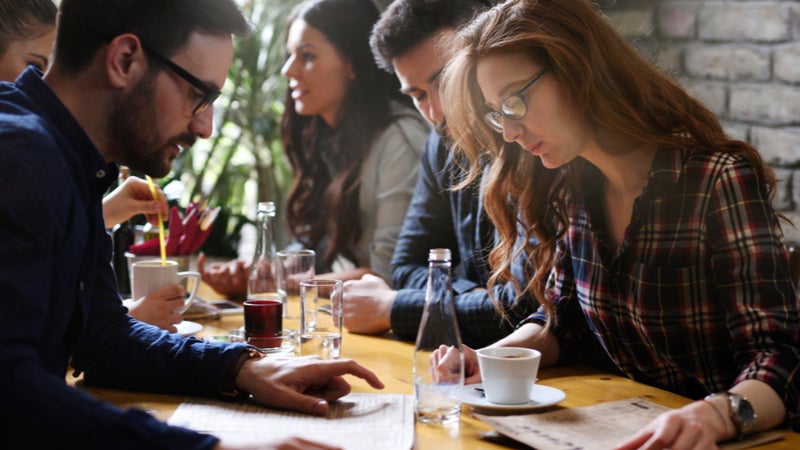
[
  {"left": 175, "top": 320, "right": 204, "bottom": 336},
  {"left": 452, "top": 383, "right": 566, "bottom": 412}
]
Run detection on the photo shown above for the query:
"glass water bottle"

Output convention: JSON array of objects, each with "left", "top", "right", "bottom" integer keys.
[
  {"left": 413, "top": 248, "right": 464, "bottom": 424},
  {"left": 248, "top": 201, "right": 281, "bottom": 302}
]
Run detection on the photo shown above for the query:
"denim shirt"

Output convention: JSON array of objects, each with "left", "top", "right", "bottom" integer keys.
[
  {"left": 0, "top": 67, "right": 247, "bottom": 448},
  {"left": 390, "top": 131, "right": 537, "bottom": 347}
]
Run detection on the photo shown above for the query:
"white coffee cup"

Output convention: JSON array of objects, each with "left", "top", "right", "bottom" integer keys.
[
  {"left": 477, "top": 347, "right": 541, "bottom": 404},
  {"left": 131, "top": 259, "right": 200, "bottom": 314}
]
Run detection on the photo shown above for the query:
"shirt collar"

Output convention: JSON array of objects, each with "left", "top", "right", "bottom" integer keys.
[
  {"left": 16, "top": 67, "right": 117, "bottom": 193},
  {"left": 650, "top": 146, "right": 683, "bottom": 185}
]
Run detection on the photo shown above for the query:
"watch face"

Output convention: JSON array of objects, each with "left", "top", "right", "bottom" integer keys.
[{"left": 731, "top": 393, "right": 756, "bottom": 429}]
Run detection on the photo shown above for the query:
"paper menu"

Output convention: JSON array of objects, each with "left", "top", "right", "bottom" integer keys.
[
  {"left": 168, "top": 393, "right": 414, "bottom": 450},
  {"left": 475, "top": 397, "right": 784, "bottom": 450}
]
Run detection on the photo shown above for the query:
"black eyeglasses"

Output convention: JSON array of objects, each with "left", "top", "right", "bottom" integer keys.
[
  {"left": 143, "top": 46, "right": 221, "bottom": 116},
  {"left": 484, "top": 69, "right": 548, "bottom": 133}
]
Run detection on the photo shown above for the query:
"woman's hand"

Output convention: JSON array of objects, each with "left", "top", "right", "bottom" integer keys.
[
  {"left": 614, "top": 400, "right": 728, "bottom": 450},
  {"left": 431, "top": 344, "right": 481, "bottom": 385}
]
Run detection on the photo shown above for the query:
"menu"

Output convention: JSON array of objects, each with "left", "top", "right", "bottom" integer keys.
[
  {"left": 168, "top": 393, "right": 414, "bottom": 449},
  {"left": 476, "top": 397, "right": 784, "bottom": 450}
]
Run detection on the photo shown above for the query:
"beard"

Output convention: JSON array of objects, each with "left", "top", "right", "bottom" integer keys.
[{"left": 109, "top": 70, "right": 194, "bottom": 177}]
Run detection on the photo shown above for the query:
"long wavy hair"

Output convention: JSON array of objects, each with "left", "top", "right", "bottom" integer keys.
[
  {"left": 441, "top": 0, "right": 777, "bottom": 324},
  {"left": 281, "top": 0, "right": 407, "bottom": 270}
]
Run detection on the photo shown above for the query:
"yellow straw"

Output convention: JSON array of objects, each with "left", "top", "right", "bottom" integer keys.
[{"left": 145, "top": 175, "right": 167, "bottom": 265}]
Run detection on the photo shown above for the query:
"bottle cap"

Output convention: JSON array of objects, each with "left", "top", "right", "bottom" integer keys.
[
  {"left": 257, "top": 201, "right": 276, "bottom": 216},
  {"left": 428, "top": 248, "right": 451, "bottom": 262}
]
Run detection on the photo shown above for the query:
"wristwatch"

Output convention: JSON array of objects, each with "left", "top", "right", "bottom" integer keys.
[
  {"left": 705, "top": 391, "right": 756, "bottom": 440},
  {"left": 220, "top": 346, "right": 267, "bottom": 398}
]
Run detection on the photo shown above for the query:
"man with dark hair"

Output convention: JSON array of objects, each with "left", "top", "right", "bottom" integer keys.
[
  {"left": 0, "top": 1, "right": 381, "bottom": 448},
  {"left": 342, "top": 0, "right": 537, "bottom": 347}
]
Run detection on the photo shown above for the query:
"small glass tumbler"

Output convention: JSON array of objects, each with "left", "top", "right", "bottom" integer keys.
[
  {"left": 299, "top": 279, "right": 343, "bottom": 359},
  {"left": 243, "top": 297, "right": 283, "bottom": 349}
]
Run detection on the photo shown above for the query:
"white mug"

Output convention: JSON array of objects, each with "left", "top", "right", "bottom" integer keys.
[
  {"left": 477, "top": 347, "right": 541, "bottom": 404},
  {"left": 131, "top": 259, "right": 200, "bottom": 314}
]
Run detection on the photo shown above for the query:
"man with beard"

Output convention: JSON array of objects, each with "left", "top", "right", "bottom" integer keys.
[
  {"left": 341, "top": 0, "right": 540, "bottom": 348},
  {"left": 0, "top": 1, "right": 382, "bottom": 448}
]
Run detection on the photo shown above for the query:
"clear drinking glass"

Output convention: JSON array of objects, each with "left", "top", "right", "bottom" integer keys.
[
  {"left": 299, "top": 279, "right": 343, "bottom": 359},
  {"left": 277, "top": 249, "right": 316, "bottom": 325}
]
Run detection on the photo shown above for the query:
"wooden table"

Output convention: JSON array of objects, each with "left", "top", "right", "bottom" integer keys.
[{"left": 74, "top": 285, "right": 800, "bottom": 449}]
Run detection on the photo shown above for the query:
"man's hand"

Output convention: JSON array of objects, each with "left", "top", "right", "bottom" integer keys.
[
  {"left": 197, "top": 253, "right": 249, "bottom": 300},
  {"left": 342, "top": 274, "right": 395, "bottom": 334},
  {"left": 236, "top": 356, "right": 385, "bottom": 416},
  {"left": 103, "top": 175, "right": 168, "bottom": 228}
]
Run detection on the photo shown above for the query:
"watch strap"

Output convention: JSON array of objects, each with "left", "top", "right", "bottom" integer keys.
[
  {"left": 220, "top": 346, "right": 266, "bottom": 398},
  {"left": 704, "top": 391, "right": 756, "bottom": 440}
]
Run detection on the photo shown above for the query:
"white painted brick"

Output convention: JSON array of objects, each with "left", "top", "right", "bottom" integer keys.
[
  {"left": 780, "top": 213, "right": 800, "bottom": 244},
  {"left": 721, "top": 121, "right": 749, "bottom": 143},
  {"left": 698, "top": 3, "right": 790, "bottom": 43},
  {"left": 684, "top": 80, "right": 727, "bottom": 116},
  {"left": 773, "top": 167, "right": 793, "bottom": 211},
  {"left": 684, "top": 44, "right": 770, "bottom": 81},
  {"left": 752, "top": 126, "right": 800, "bottom": 165},
  {"left": 730, "top": 85, "right": 800, "bottom": 125},
  {"left": 775, "top": 43, "right": 800, "bottom": 83},
  {"left": 658, "top": 2, "right": 698, "bottom": 39}
]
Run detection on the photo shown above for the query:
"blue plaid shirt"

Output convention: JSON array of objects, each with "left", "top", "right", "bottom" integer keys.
[{"left": 531, "top": 148, "right": 800, "bottom": 416}]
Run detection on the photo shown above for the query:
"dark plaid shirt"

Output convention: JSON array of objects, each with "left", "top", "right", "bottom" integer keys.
[{"left": 531, "top": 148, "right": 800, "bottom": 415}]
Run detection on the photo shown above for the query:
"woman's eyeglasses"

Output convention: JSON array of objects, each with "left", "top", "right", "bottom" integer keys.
[
  {"left": 143, "top": 46, "right": 221, "bottom": 116},
  {"left": 484, "top": 69, "right": 548, "bottom": 133}
]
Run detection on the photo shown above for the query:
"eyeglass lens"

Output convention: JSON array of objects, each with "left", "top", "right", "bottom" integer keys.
[{"left": 484, "top": 69, "right": 547, "bottom": 133}]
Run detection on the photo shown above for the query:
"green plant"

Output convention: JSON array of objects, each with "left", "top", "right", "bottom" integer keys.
[{"left": 161, "top": 0, "right": 298, "bottom": 257}]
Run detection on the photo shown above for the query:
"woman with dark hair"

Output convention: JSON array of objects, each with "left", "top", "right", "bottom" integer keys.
[
  {"left": 433, "top": 0, "right": 800, "bottom": 447},
  {"left": 200, "top": 0, "right": 429, "bottom": 298}
]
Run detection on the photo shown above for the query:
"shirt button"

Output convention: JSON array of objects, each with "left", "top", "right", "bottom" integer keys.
[
  {"left": 96, "top": 170, "right": 106, "bottom": 178},
  {"left": 79, "top": 281, "right": 84, "bottom": 291}
]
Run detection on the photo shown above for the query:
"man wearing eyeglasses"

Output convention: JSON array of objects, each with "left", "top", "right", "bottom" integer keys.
[
  {"left": 341, "top": 0, "right": 544, "bottom": 348},
  {"left": 0, "top": 1, "right": 382, "bottom": 448}
]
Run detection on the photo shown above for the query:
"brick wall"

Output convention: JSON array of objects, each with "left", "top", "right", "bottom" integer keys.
[{"left": 599, "top": 0, "right": 800, "bottom": 242}]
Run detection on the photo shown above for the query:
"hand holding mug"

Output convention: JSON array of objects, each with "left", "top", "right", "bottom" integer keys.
[
  {"left": 124, "top": 285, "right": 186, "bottom": 332},
  {"left": 131, "top": 259, "right": 200, "bottom": 315}
]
